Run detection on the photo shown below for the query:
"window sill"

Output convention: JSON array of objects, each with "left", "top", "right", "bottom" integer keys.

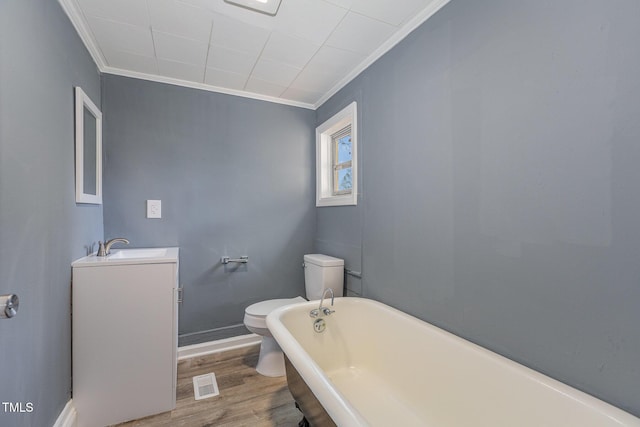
[{"left": 316, "top": 193, "right": 357, "bottom": 207}]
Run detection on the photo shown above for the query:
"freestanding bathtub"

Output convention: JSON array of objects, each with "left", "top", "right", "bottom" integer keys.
[{"left": 266, "top": 297, "right": 640, "bottom": 427}]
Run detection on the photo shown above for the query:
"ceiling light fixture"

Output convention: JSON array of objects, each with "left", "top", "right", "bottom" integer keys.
[{"left": 224, "top": 0, "right": 282, "bottom": 16}]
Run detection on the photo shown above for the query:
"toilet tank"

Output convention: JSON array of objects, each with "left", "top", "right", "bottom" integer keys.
[{"left": 304, "top": 254, "right": 344, "bottom": 300}]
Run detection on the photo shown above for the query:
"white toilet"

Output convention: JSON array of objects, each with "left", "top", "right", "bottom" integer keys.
[{"left": 243, "top": 254, "right": 344, "bottom": 377}]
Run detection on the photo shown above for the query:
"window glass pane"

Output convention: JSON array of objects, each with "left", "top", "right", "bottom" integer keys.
[
  {"left": 337, "top": 135, "right": 352, "bottom": 163},
  {"left": 337, "top": 167, "right": 352, "bottom": 192}
]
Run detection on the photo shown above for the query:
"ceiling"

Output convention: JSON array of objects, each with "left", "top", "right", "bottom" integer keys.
[{"left": 59, "top": 0, "right": 449, "bottom": 109}]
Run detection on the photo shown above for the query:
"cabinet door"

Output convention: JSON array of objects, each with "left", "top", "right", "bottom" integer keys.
[{"left": 73, "top": 263, "right": 176, "bottom": 426}]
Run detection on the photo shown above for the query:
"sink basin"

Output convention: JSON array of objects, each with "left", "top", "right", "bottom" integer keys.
[
  {"left": 108, "top": 248, "right": 168, "bottom": 259},
  {"left": 72, "top": 247, "right": 178, "bottom": 268}
]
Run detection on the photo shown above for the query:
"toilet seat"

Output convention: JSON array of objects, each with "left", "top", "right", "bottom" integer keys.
[{"left": 244, "top": 296, "right": 306, "bottom": 329}]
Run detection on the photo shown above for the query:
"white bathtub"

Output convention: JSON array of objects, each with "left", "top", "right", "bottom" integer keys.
[{"left": 267, "top": 297, "right": 640, "bottom": 427}]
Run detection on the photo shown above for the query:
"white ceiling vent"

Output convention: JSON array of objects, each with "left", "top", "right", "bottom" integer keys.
[
  {"left": 224, "top": 0, "right": 282, "bottom": 16},
  {"left": 193, "top": 373, "right": 220, "bottom": 400}
]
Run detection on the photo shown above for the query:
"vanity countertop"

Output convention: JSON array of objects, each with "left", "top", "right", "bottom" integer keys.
[{"left": 72, "top": 247, "right": 179, "bottom": 267}]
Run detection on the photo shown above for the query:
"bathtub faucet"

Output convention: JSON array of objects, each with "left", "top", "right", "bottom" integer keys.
[{"left": 310, "top": 288, "right": 335, "bottom": 318}]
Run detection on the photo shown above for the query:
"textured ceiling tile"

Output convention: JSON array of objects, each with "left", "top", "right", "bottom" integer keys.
[
  {"left": 289, "top": 67, "right": 342, "bottom": 94},
  {"left": 351, "top": 0, "right": 428, "bottom": 26},
  {"left": 261, "top": 32, "right": 320, "bottom": 69},
  {"left": 210, "top": 13, "right": 271, "bottom": 55},
  {"left": 157, "top": 59, "right": 205, "bottom": 82},
  {"left": 153, "top": 31, "right": 209, "bottom": 67},
  {"left": 322, "top": 0, "right": 354, "bottom": 9},
  {"left": 207, "top": 45, "right": 258, "bottom": 76},
  {"left": 251, "top": 58, "right": 301, "bottom": 87},
  {"left": 77, "top": 0, "right": 150, "bottom": 27},
  {"left": 274, "top": 0, "right": 348, "bottom": 45},
  {"left": 148, "top": 0, "right": 213, "bottom": 43},
  {"left": 69, "top": 0, "right": 448, "bottom": 105},
  {"left": 204, "top": 67, "right": 248, "bottom": 90},
  {"left": 101, "top": 47, "right": 158, "bottom": 74},
  {"left": 86, "top": 15, "right": 154, "bottom": 57},
  {"left": 281, "top": 87, "right": 323, "bottom": 104},
  {"left": 245, "top": 77, "right": 287, "bottom": 97},
  {"left": 305, "top": 45, "right": 366, "bottom": 76},
  {"left": 325, "top": 11, "right": 396, "bottom": 55}
]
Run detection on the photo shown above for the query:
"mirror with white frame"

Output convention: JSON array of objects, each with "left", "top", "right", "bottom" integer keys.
[{"left": 75, "top": 87, "right": 102, "bottom": 204}]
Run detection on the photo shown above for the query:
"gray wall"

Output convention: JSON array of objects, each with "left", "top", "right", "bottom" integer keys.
[
  {"left": 102, "top": 75, "right": 316, "bottom": 344},
  {"left": 316, "top": 0, "right": 640, "bottom": 417},
  {"left": 0, "top": 1, "right": 103, "bottom": 426},
  {"left": 3, "top": 0, "right": 638, "bottom": 423}
]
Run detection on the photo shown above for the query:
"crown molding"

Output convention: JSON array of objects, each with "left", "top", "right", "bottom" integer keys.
[
  {"left": 57, "top": 0, "right": 313, "bottom": 109},
  {"left": 312, "top": 0, "right": 451, "bottom": 109},
  {"left": 101, "top": 66, "right": 315, "bottom": 109},
  {"left": 59, "top": 0, "right": 450, "bottom": 111},
  {"left": 58, "top": 0, "right": 107, "bottom": 69}
]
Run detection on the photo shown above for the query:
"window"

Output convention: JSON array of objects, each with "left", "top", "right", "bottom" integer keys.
[
  {"left": 332, "top": 125, "right": 352, "bottom": 195},
  {"left": 316, "top": 102, "right": 357, "bottom": 206}
]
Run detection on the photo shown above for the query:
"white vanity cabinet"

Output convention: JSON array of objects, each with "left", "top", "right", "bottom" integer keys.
[{"left": 71, "top": 248, "right": 179, "bottom": 427}]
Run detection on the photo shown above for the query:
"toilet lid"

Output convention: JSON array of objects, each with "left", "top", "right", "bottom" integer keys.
[{"left": 245, "top": 296, "right": 306, "bottom": 317}]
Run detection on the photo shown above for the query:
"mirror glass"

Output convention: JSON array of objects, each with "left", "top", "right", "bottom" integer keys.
[
  {"left": 83, "top": 107, "right": 97, "bottom": 196},
  {"left": 75, "top": 87, "right": 102, "bottom": 204}
]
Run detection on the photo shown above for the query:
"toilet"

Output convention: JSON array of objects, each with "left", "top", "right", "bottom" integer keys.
[{"left": 243, "top": 254, "right": 344, "bottom": 377}]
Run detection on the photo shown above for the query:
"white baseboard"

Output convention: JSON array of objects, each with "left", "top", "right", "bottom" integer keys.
[
  {"left": 177, "top": 333, "right": 261, "bottom": 360},
  {"left": 53, "top": 400, "right": 77, "bottom": 427}
]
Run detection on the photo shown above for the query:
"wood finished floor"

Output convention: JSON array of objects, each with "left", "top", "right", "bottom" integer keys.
[{"left": 115, "top": 344, "right": 303, "bottom": 427}]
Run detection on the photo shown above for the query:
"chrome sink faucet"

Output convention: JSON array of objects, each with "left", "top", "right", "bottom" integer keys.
[
  {"left": 97, "top": 238, "right": 130, "bottom": 257},
  {"left": 310, "top": 288, "right": 335, "bottom": 318}
]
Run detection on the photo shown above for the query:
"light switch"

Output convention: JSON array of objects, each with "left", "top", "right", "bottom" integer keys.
[{"left": 147, "top": 200, "right": 162, "bottom": 219}]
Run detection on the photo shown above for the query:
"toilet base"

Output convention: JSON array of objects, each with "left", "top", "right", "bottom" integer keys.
[{"left": 256, "top": 336, "right": 285, "bottom": 377}]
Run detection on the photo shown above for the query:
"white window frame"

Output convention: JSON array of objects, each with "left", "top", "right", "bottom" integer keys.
[{"left": 316, "top": 102, "right": 357, "bottom": 207}]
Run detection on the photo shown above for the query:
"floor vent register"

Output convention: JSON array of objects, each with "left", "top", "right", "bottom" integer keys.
[{"left": 193, "top": 373, "right": 220, "bottom": 400}]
